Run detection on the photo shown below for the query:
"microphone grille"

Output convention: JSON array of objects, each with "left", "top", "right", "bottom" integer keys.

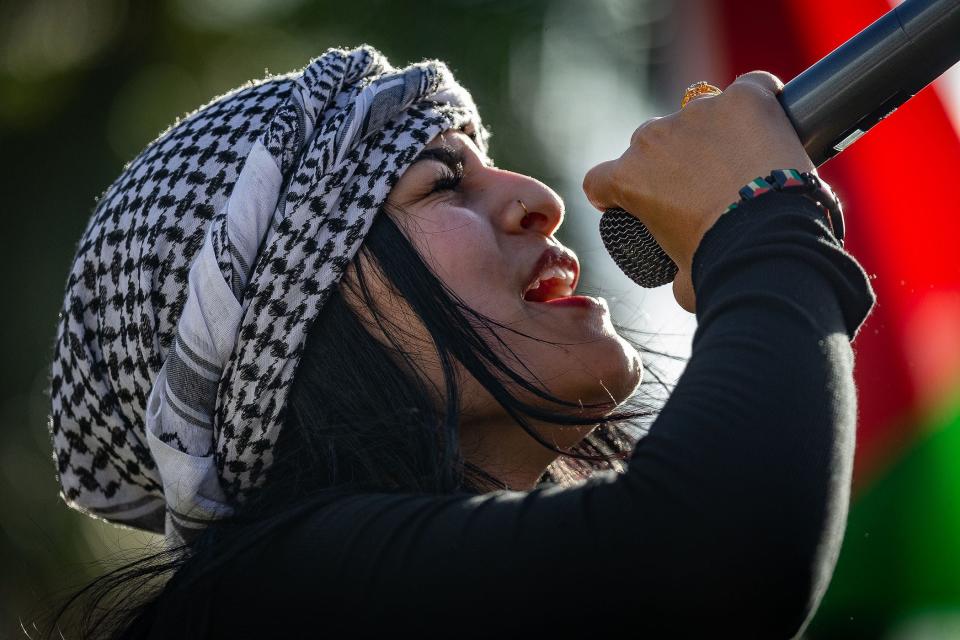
[{"left": 599, "top": 209, "right": 678, "bottom": 289}]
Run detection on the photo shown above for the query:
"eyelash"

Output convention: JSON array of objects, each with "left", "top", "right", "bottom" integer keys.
[{"left": 428, "top": 160, "right": 465, "bottom": 195}]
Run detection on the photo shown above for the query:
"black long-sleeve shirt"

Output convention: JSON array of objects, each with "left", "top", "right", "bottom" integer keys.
[{"left": 140, "top": 191, "right": 876, "bottom": 639}]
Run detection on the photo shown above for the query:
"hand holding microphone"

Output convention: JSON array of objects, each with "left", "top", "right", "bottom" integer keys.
[
  {"left": 582, "top": 71, "right": 814, "bottom": 313},
  {"left": 590, "top": 0, "right": 960, "bottom": 302}
]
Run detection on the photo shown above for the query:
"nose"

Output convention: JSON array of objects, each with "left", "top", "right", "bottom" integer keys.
[{"left": 488, "top": 169, "right": 565, "bottom": 237}]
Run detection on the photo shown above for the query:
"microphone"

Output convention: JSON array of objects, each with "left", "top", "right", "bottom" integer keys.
[{"left": 599, "top": 0, "right": 960, "bottom": 289}]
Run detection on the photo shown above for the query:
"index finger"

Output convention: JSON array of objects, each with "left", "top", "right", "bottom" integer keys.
[{"left": 582, "top": 158, "right": 622, "bottom": 213}]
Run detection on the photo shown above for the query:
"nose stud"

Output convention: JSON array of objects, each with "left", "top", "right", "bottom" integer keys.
[{"left": 518, "top": 199, "right": 531, "bottom": 229}]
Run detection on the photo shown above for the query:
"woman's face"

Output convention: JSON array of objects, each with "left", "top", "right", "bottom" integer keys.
[{"left": 382, "top": 129, "right": 643, "bottom": 424}]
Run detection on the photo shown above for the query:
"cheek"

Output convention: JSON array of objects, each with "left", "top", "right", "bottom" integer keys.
[{"left": 410, "top": 221, "right": 507, "bottom": 312}]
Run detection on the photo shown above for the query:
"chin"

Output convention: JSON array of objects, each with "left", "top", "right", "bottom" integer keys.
[{"left": 553, "top": 333, "right": 643, "bottom": 411}]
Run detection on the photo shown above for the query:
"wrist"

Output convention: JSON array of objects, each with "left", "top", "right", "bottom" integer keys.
[{"left": 721, "top": 169, "right": 845, "bottom": 245}]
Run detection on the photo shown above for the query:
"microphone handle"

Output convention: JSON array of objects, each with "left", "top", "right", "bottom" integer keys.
[{"left": 600, "top": 0, "right": 960, "bottom": 289}]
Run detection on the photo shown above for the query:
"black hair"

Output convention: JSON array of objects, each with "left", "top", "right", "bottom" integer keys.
[{"left": 36, "top": 204, "right": 681, "bottom": 639}]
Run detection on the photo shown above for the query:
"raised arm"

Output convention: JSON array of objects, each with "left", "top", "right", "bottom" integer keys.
[{"left": 199, "top": 189, "right": 874, "bottom": 638}]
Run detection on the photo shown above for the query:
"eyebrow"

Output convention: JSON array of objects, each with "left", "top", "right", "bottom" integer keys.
[{"left": 411, "top": 145, "right": 465, "bottom": 170}]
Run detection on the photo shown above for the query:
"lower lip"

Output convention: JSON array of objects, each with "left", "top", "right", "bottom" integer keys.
[{"left": 538, "top": 295, "right": 605, "bottom": 309}]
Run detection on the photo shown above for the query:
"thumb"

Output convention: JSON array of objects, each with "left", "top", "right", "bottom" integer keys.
[
  {"left": 728, "top": 70, "right": 785, "bottom": 98},
  {"left": 672, "top": 267, "right": 697, "bottom": 314}
]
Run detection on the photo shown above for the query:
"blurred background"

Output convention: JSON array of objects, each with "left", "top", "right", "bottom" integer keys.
[{"left": 2, "top": 0, "right": 959, "bottom": 637}]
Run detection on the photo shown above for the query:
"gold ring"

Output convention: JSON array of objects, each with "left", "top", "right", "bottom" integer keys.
[{"left": 681, "top": 81, "right": 723, "bottom": 109}]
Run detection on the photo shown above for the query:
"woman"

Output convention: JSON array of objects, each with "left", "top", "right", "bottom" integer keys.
[{"left": 46, "top": 45, "right": 874, "bottom": 638}]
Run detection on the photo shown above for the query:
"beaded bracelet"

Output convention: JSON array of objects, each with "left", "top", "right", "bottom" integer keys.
[{"left": 723, "top": 169, "right": 845, "bottom": 246}]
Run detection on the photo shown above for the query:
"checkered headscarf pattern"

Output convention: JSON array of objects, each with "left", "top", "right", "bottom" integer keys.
[{"left": 48, "top": 45, "right": 489, "bottom": 539}]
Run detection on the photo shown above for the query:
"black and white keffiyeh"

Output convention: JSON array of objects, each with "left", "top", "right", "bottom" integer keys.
[{"left": 48, "top": 45, "right": 490, "bottom": 541}]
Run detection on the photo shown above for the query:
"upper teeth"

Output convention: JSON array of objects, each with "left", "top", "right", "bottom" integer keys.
[{"left": 526, "top": 265, "right": 576, "bottom": 293}]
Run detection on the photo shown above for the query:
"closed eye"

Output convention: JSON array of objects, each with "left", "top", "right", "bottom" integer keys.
[
  {"left": 429, "top": 166, "right": 463, "bottom": 194},
  {"left": 414, "top": 146, "right": 466, "bottom": 196}
]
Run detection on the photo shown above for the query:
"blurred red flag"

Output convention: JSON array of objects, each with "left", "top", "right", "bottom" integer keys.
[{"left": 703, "top": 0, "right": 960, "bottom": 491}]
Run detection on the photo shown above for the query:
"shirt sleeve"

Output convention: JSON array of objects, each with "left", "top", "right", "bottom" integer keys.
[{"left": 202, "top": 191, "right": 877, "bottom": 638}]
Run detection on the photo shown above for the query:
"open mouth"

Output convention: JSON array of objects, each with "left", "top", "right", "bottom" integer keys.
[
  {"left": 523, "top": 265, "right": 577, "bottom": 302},
  {"left": 522, "top": 247, "right": 580, "bottom": 303}
]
